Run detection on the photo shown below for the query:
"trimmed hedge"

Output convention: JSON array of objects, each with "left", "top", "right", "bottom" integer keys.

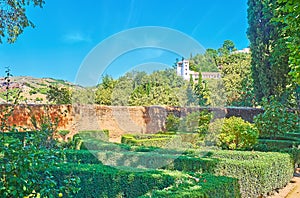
[
  {"left": 50, "top": 163, "right": 240, "bottom": 198},
  {"left": 1, "top": 131, "right": 35, "bottom": 141},
  {"left": 121, "top": 134, "right": 174, "bottom": 147},
  {"left": 50, "top": 163, "right": 174, "bottom": 198},
  {"left": 64, "top": 150, "right": 103, "bottom": 164},
  {"left": 204, "top": 151, "right": 294, "bottom": 197},
  {"left": 285, "top": 132, "right": 300, "bottom": 139},
  {"left": 121, "top": 133, "right": 199, "bottom": 148},
  {"left": 62, "top": 149, "right": 293, "bottom": 198},
  {"left": 76, "top": 130, "right": 109, "bottom": 141},
  {"left": 258, "top": 139, "right": 300, "bottom": 149},
  {"left": 78, "top": 139, "right": 197, "bottom": 157},
  {"left": 141, "top": 173, "right": 240, "bottom": 198}
]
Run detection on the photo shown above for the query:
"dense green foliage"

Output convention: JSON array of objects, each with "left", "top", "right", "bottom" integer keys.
[
  {"left": 274, "top": 0, "right": 300, "bottom": 85},
  {"left": 257, "top": 139, "right": 300, "bottom": 150},
  {"left": 247, "top": 0, "right": 299, "bottom": 105},
  {"left": 217, "top": 117, "right": 259, "bottom": 150},
  {"left": 76, "top": 130, "right": 109, "bottom": 141},
  {"left": 141, "top": 173, "right": 240, "bottom": 198},
  {"left": 61, "top": 148, "right": 294, "bottom": 198},
  {"left": 121, "top": 134, "right": 174, "bottom": 147},
  {"left": 46, "top": 85, "right": 72, "bottom": 104},
  {"left": 220, "top": 53, "right": 254, "bottom": 106},
  {"left": 0, "top": 131, "right": 80, "bottom": 197},
  {"left": 189, "top": 40, "right": 255, "bottom": 107},
  {"left": 95, "top": 75, "right": 116, "bottom": 105},
  {"left": 50, "top": 163, "right": 175, "bottom": 198},
  {"left": 166, "top": 111, "right": 212, "bottom": 136},
  {"left": 121, "top": 132, "right": 201, "bottom": 149},
  {"left": 95, "top": 70, "right": 190, "bottom": 106},
  {"left": 51, "top": 162, "right": 241, "bottom": 198},
  {"left": 179, "top": 111, "right": 212, "bottom": 135},
  {"left": 128, "top": 70, "right": 188, "bottom": 106},
  {"left": 254, "top": 97, "right": 299, "bottom": 139},
  {"left": 0, "top": 0, "right": 44, "bottom": 43},
  {"left": 0, "top": 71, "right": 80, "bottom": 197},
  {"left": 189, "top": 49, "right": 219, "bottom": 72}
]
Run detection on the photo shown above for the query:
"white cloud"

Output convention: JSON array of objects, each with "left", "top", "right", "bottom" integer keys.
[{"left": 63, "top": 32, "right": 92, "bottom": 43}]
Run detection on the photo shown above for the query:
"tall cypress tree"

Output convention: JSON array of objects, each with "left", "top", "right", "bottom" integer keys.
[{"left": 247, "top": 0, "right": 291, "bottom": 102}]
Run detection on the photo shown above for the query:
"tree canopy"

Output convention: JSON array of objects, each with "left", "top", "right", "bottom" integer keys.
[
  {"left": 247, "top": 0, "right": 299, "bottom": 107},
  {"left": 274, "top": 0, "right": 300, "bottom": 85},
  {"left": 0, "top": 0, "right": 44, "bottom": 43}
]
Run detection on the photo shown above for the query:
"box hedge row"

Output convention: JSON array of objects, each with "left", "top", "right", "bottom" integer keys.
[
  {"left": 50, "top": 163, "right": 240, "bottom": 198},
  {"left": 74, "top": 130, "right": 109, "bottom": 141},
  {"left": 63, "top": 149, "right": 294, "bottom": 198},
  {"left": 258, "top": 139, "right": 300, "bottom": 149},
  {"left": 121, "top": 134, "right": 174, "bottom": 147},
  {"left": 1, "top": 131, "right": 35, "bottom": 141},
  {"left": 121, "top": 133, "right": 200, "bottom": 148},
  {"left": 141, "top": 173, "right": 240, "bottom": 198}
]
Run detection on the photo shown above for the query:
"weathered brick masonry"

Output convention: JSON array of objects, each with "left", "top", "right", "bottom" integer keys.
[{"left": 0, "top": 104, "right": 264, "bottom": 138}]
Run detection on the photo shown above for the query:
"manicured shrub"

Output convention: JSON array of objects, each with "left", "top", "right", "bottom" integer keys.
[
  {"left": 64, "top": 150, "right": 103, "bottom": 164},
  {"left": 121, "top": 134, "right": 175, "bottom": 147},
  {"left": 77, "top": 130, "right": 109, "bottom": 141},
  {"left": 121, "top": 133, "right": 198, "bottom": 148},
  {"left": 280, "top": 148, "right": 300, "bottom": 167},
  {"left": 217, "top": 117, "right": 259, "bottom": 150},
  {"left": 0, "top": 135, "right": 80, "bottom": 197},
  {"left": 50, "top": 163, "right": 240, "bottom": 198},
  {"left": 62, "top": 149, "right": 294, "bottom": 198},
  {"left": 254, "top": 97, "right": 299, "bottom": 139},
  {"left": 1, "top": 131, "right": 35, "bottom": 142},
  {"left": 58, "top": 130, "right": 70, "bottom": 136},
  {"left": 50, "top": 163, "right": 175, "bottom": 198},
  {"left": 257, "top": 139, "right": 300, "bottom": 149},
  {"left": 165, "top": 113, "right": 180, "bottom": 131},
  {"left": 165, "top": 111, "right": 213, "bottom": 136},
  {"left": 141, "top": 173, "right": 240, "bottom": 198},
  {"left": 285, "top": 132, "right": 300, "bottom": 139},
  {"left": 203, "top": 118, "right": 224, "bottom": 146},
  {"left": 199, "top": 150, "right": 294, "bottom": 198},
  {"left": 179, "top": 110, "right": 213, "bottom": 135}
]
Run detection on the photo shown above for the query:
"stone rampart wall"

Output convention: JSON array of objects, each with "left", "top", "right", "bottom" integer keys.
[{"left": 0, "top": 104, "right": 264, "bottom": 138}]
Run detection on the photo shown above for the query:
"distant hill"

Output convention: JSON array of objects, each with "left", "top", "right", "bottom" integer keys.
[{"left": 0, "top": 76, "right": 84, "bottom": 104}]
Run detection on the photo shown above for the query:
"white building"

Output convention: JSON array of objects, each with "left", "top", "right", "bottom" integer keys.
[
  {"left": 232, "top": 48, "right": 250, "bottom": 54},
  {"left": 176, "top": 60, "right": 221, "bottom": 81},
  {"left": 176, "top": 59, "right": 190, "bottom": 81}
]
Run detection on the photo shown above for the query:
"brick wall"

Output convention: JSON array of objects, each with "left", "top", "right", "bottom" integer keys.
[{"left": 0, "top": 104, "right": 264, "bottom": 138}]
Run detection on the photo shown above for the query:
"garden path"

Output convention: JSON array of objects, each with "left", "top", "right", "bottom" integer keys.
[{"left": 268, "top": 169, "right": 300, "bottom": 198}]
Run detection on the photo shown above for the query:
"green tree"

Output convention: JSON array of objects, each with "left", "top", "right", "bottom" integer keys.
[
  {"left": 205, "top": 79, "right": 227, "bottom": 107},
  {"left": 247, "top": 0, "right": 291, "bottom": 103},
  {"left": 274, "top": 0, "right": 300, "bottom": 85},
  {"left": 111, "top": 71, "right": 146, "bottom": 106},
  {"left": 193, "top": 72, "right": 209, "bottom": 106},
  {"left": 217, "top": 117, "right": 259, "bottom": 150},
  {"left": 0, "top": 0, "right": 44, "bottom": 43},
  {"left": 0, "top": 70, "right": 80, "bottom": 197},
  {"left": 46, "top": 85, "right": 72, "bottom": 104},
  {"left": 95, "top": 75, "right": 116, "bottom": 105},
  {"left": 72, "top": 87, "right": 95, "bottom": 104},
  {"left": 218, "top": 40, "right": 236, "bottom": 56},
  {"left": 129, "top": 69, "right": 188, "bottom": 106},
  {"left": 254, "top": 97, "right": 299, "bottom": 139},
  {"left": 190, "top": 49, "right": 219, "bottom": 72},
  {"left": 220, "top": 52, "right": 254, "bottom": 106}
]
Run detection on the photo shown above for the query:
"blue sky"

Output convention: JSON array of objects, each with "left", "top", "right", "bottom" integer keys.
[{"left": 0, "top": 0, "right": 249, "bottom": 86}]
